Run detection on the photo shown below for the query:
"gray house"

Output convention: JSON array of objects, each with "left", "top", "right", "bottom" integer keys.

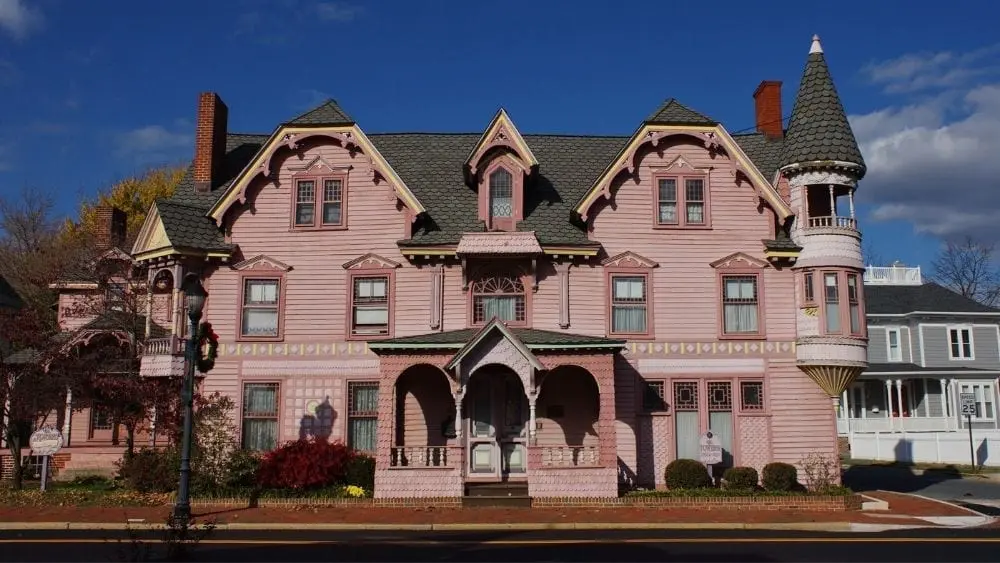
[{"left": 839, "top": 265, "right": 1000, "bottom": 466}]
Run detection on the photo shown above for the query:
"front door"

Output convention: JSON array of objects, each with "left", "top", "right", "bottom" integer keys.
[{"left": 467, "top": 372, "right": 527, "bottom": 480}]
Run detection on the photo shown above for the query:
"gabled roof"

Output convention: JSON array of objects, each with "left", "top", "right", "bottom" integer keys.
[
  {"left": 864, "top": 282, "right": 1000, "bottom": 316},
  {"left": 285, "top": 99, "right": 354, "bottom": 126},
  {"left": 465, "top": 109, "right": 538, "bottom": 172},
  {"left": 780, "top": 36, "right": 866, "bottom": 173},
  {"left": 645, "top": 99, "right": 716, "bottom": 125},
  {"left": 132, "top": 199, "right": 231, "bottom": 259}
]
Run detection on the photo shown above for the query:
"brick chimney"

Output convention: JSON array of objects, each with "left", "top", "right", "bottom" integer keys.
[
  {"left": 753, "top": 81, "right": 783, "bottom": 139},
  {"left": 193, "top": 92, "right": 229, "bottom": 193},
  {"left": 93, "top": 206, "right": 127, "bottom": 250}
]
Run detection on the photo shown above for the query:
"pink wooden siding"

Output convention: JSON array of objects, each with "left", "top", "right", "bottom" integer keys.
[
  {"left": 151, "top": 293, "right": 172, "bottom": 328},
  {"left": 535, "top": 369, "right": 600, "bottom": 448},
  {"left": 397, "top": 369, "right": 455, "bottom": 447},
  {"left": 58, "top": 293, "right": 97, "bottom": 331},
  {"left": 767, "top": 359, "right": 838, "bottom": 473}
]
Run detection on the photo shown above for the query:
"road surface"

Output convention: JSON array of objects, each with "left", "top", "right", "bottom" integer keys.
[
  {"left": 842, "top": 465, "right": 1000, "bottom": 514},
  {"left": 0, "top": 528, "right": 998, "bottom": 562}
]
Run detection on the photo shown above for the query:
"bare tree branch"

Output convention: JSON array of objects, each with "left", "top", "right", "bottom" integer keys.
[{"left": 931, "top": 236, "right": 1000, "bottom": 306}]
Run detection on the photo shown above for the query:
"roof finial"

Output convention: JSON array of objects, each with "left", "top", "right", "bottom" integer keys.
[{"left": 809, "top": 34, "right": 823, "bottom": 55}]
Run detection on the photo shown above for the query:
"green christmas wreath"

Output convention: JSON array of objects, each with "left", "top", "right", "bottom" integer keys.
[{"left": 196, "top": 321, "right": 219, "bottom": 373}]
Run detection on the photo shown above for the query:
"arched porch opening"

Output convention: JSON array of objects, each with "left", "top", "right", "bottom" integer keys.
[
  {"left": 391, "top": 363, "right": 454, "bottom": 467},
  {"left": 465, "top": 363, "right": 529, "bottom": 481},
  {"left": 536, "top": 365, "right": 601, "bottom": 467}
]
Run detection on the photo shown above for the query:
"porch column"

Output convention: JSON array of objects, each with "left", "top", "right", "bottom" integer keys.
[
  {"left": 950, "top": 379, "right": 960, "bottom": 431},
  {"left": 848, "top": 189, "right": 856, "bottom": 219},
  {"left": 939, "top": 378, "right": 949, "bottom": 429},
  {"left": 922, "top": 379, "right": 930, "bottom": 417},
  {"left": 528, "top": 393, "right": 537, "bottom": 440},
  {"left": 62, "top": 387, "right": 73, "bottom": 447},
  {"left": 453, "top": 388, "right": 464, "bottom": 439},
  {"left": 884, "top": 379, "right": 895, "bottom": 431},
  {"left": 829, "top": 185, "right": 836, "bottom": 217},
  {"left": 894, "top": 379, "right": 905, "bottom": 429},
  {"left": 145, "top": 269, "right": 154, "bottom": 338}
]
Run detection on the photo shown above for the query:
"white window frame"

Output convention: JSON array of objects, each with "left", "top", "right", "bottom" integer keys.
[
  {"left": 947, "top": 326, "right": 975, "bottom": 361},
  {"left": 886, "top": 327, "right": 903, "bottom": 363},
  {"left": 958, "top": 381, "right": 996, "bottom": 421}
]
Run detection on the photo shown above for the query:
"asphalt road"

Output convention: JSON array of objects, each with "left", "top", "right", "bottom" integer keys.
[
  {"left": 842, "top": 465, "right": 1000, "bottom": 514},
  {"left": 1, "top": 529, "right": 999, "bottom": 562}
]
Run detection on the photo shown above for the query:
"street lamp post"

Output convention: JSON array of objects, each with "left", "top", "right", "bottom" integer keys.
[{"left": 173, "top": 273, "right": 207, "bottom": 525}]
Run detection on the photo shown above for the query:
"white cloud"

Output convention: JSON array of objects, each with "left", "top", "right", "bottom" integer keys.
[
  {"left": 862, "top": 44, "right": 1000, "bottom": 94},
  {"left": 0, "top": 0, "right": 43, "bottom": 41},
  {"left": 114, "top": 125, "right": 192, "bottom": 165},
  {"left": 851, "top": 65, "right": 1000, "bottom": 241},
  {"left": 315, "top": 2, "right": 362, "bottom": 22}
]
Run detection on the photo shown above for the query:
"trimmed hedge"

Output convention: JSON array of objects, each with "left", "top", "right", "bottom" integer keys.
[
  {"left": 722, "top": 466, "right": 759, "bottom": 490},
  {"left": 762, "top": 462, "right": 798, "bottom": 492},
  {"left": 664, "top": 459, "right": 712, "bottom": 489}
]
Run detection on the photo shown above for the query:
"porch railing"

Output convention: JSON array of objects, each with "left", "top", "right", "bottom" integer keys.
[
  {"left": 807, "top": 215, "right": 857, "bottom": 230},
  {"left": 838, "top": 416, "right": 955, "bottom": 434},
  {"left": 863, "top": 265, "right": 922, "bottom": 285},
  {"left": 143, "top": 336, "right": 184, "bottom": 356},
  {"left": 540, "top": 445, "right": 600, "bottom": 467},
  {"left": 390, "top": 446, "right": 451, "bottom": 468}
]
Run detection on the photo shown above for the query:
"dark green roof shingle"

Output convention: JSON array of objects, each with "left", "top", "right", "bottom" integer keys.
[
  {"left": 156, "top": 201, "right": 231, "bottom": 252},
  {"left": 864, "top": 283, "right": 1000, "bottom": 315},
  {"left": 286, "top": 100, "right": 354, "bottom": 126},
  {"left": 370, "top": 327, "right": 625, "bottom": 348},
  {"left": 733, "top": 133, "right": 785, "bottom": 181},
  {"left": 780, "top": 49, "right": 865, "bottom": 173},
  {"left": 645, "top": 99, "right": 716, "bottom": 125}
]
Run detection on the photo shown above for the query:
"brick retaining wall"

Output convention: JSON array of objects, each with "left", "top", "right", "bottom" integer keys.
[{"left": 185, "top": 494, "right": 861, "bottom": 511}]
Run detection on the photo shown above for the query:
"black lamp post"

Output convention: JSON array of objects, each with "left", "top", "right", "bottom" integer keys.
[{"left": 173, "top": 273, "right": 207, "bottom": 525}]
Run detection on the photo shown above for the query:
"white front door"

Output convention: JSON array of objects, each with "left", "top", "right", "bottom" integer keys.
[{"left": 466, "top": 373, "right": 527, "bottom": 480}]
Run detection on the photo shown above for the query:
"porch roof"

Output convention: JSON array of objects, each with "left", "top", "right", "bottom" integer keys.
[
  {"left": 368, "top": 326, "right": 625, "bottom": 351},
  {"left": 864, "top": 363, "right": 1000, "bottom": 377}
]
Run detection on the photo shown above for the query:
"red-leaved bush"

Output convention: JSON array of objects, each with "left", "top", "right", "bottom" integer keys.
[{"left": 257, "top": 439, "right": 353, "bottom": 490}]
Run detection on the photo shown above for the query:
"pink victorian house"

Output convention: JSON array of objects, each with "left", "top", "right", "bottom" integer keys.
[{"left": 44, "top": 36, "right": 867, "bottom": 496}]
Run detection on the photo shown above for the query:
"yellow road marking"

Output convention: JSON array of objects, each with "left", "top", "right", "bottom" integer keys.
[{"left": 1, "top": 537, "right": 999, "bottom": 545}]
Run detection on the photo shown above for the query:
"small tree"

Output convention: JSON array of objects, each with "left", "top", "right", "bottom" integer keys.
[{"left": 931, "top": 236, "right": 1000, "bottom": 306}]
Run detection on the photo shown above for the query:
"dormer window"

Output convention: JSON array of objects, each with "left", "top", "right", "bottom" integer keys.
[{"left": 489, "top": 168, "right": 513, "bottom": 220}]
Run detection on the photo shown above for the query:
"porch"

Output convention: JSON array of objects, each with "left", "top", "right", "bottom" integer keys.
[
  {"left": 837, "top": 374, "right": 1000, "bottom": 435},
  {"left": 369, "top": 320, "right": 623, "bottom": 500}
]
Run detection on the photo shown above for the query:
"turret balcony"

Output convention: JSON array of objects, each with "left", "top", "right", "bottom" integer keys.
[
  {"left": 139, "top": 336, "right": 186, "bottom": 377},
  {"left": 806, "top": 215, "right": 857, "bottom": 230}
]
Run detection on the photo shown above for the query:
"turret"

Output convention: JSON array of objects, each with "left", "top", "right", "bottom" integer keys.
[{"left": 782, "top": 36, "right": 868, "bottom": 409}]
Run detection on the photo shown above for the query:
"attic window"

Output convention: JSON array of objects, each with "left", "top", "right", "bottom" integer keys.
[
  {"left": 291, "top": 171, "right": 348, "bottom": 230},
  {"left": 490, "top": 168, "right": 513, "bottom": 219}
]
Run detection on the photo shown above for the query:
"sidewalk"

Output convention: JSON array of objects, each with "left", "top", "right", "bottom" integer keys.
[{"left": 0, "top": 491, "right": 991, "bottom": 532}]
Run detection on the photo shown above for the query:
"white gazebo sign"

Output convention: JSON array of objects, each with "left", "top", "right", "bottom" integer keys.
[
  {"left": 699, "top": 431, "right": 723, "bottom": 465},
  {"left": 29, "top": 427, "right": 63, "bottom": 457}
]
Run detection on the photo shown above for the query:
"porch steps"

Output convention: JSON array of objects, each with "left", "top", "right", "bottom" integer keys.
[{"left": 463, "top": 482, "right": 531, "bottom": 508}]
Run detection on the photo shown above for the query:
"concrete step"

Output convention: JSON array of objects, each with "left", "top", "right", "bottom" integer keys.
[
  {"left": 464, "top": 482, "right": 529, "bottom": 498},
  {"left": 462, "top": 495, "right": 532, "bottom": 508}
]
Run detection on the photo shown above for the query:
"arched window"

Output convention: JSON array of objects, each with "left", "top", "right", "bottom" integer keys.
[
  {"left": 472, "top": 274, "right": 525, "bottom": 324},
  {"left": 489, "top": 168, "right": 513, "bottom": 220}
]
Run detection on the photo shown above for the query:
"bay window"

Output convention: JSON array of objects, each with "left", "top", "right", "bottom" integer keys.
[{"left": 821, "top": 270, "right": 865, "bottom": 336}]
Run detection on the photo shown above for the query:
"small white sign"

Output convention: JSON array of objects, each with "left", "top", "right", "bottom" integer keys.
[
  {"left": 960, "top": 393, "right": 978, "bottom": 417},
  {"left": 699, "top": 431, "right": 723, "bottom": 465},
  {"left": 29, "top": 427, "right": 63, "bottom": 457}
]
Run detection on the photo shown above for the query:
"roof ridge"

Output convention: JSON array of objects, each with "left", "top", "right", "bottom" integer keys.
[
  {"left": 285, "top": 99, "right": 354, "bottom": 126},
  {"left": 645, "top": 98, "right": 716, "bottom": 125}
]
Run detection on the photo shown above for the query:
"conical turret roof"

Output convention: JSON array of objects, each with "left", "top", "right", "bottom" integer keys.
[{"left": 780, "top": 36, "right": 866, "bottom": 176}]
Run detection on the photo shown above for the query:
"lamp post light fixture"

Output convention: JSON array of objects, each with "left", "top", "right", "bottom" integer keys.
[{"left": 173, "top": 273, "right": 207, "bottom": 525}]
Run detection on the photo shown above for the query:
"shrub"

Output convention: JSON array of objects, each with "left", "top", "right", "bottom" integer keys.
[
  {"left": 722, "top": 466, "right": 759, "bottom": 490},
  {"left": 799, "top": 452, "right": 839, "bottom": 492},
  {"left": 257, "top": 439, "right": 352, "bottom": 490},
  {"left": 343, "top": 453, "right": 375, "bottom": 493},
  {"left": 225, "top": 449, "right": 262, "bottom": 489},
  {"left": 762, "top": 462, "right": 798, "bottom": 492},
  {"left": 117, "top": 448, "right": 179, "bottom": 493},
  {"left": 664, "top": 459, "right": 712, "bottom": 489}
]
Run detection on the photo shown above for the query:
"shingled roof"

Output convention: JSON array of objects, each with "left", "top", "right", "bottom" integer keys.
[
  {"left": 368, "top": 326, "right": 625, "bottom": 349},
  {"left": 156, "top": 200, "right": 231, "bottom": 252},
  {"left": 780, "top": 37, "right": 866, "bottom": 173},
  {"left": 285, "top": 100, "right": 354, "bottom": 126},
  {"left": 864, "top": 282, "right": 1000, "bottom": 316},
  {"left": 645, "top": 99, "right": 716, "bottom": 125}
]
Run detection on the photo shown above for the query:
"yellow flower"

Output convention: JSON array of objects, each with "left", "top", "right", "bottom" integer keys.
[{"left": 344, "top": 485, "right": 366, "bottom": 498}]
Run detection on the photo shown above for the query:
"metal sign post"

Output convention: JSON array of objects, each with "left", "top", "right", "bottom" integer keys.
[
  {"left": 28, "top": 427, "right": 63, "bottom": 492},
  {"left": 960, "top": 393, "right": 977, "bottom": 469}
]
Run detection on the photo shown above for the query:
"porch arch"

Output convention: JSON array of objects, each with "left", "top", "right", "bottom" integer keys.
[
  {"left": 535, "top": 365, "right": 602, "bottom": 467},
  {"left": 393, "top": 363, "right": 455, "bottom": 448}
]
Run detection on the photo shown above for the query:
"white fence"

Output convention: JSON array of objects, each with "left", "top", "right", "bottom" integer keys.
[
  {"left": 838, "top": 417, "right": 955, "bottom": 434},
  {"left": 849, "top": 431, "right": 1000, "bottom": 467}
]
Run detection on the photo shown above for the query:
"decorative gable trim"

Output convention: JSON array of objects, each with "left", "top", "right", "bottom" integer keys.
[
  {"left": 649, "top": 155, "right": 710, "bottom": 174},
  {"left": 208, "top": 125, "right": 426, "bottom": 224},
  {"left": 288, "top": 155, "right": 353, "bottom": 176},
  {"left": 131, "top": 203, "right": 172, "bottom": 256},
  {"left": 342, "top": 253, "right": 401, "bottom": 270},
  {"left": 602, "top": 251, "right": 658, "bottom": 269},
  {"left": 710, "top": 252, "right": 770, "bottom": 270},
  {"left": 465, "top": 109, "right": 539, "bottom": 176},
  {"left": 233, "top": 254, "right": 293, "bottom": 272},
  {"left": 573, "top": 124, "right": 793, "bottom": 222},
  {"left": 445, "top": 318, "right": 544, "bottom": 372}
]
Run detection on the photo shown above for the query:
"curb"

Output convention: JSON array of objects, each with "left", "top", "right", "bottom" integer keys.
[{"left": 0, "top": 521, "right": 857, "bottom": 532}]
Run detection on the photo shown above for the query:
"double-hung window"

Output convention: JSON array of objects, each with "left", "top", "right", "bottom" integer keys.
[
  {"left": 610, "top": 275, "right": 647, "bottom": 335},
  {"left": 655, "top": 176, "right": 707, "bottom": 227},
  {"left": 721, "top": 275, "right": 760, "bottom": 335},
  {"left": 293, "top": 176, "right": 346, "bottom": 228},
  {"left": 959, "top": 382, "right": 995, "bottom": 420},
  {"left": 242, "top": 383, "right": 279, "bottom": 451},
  {"left": 823, "top": 273, "right": 840, "bottom": 333},
  {"left": 886, "top": 328, "right": 902, "bottom": 362},
  {"left": 351, "top": 276, "right": 390, "bottom": 336},
  {"left": 949, "top": 327, "right": 973, "bottom": 360},
  {"left": 821, "top": 270, "right": 865, "bottom": 336},
  {"left": 347, "top": 382, "right": 379, "bottom": 452},
  {"left": 241, "top": 278, "right": 280, "bottom": 338}
]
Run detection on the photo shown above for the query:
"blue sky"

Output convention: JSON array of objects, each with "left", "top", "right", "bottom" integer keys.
[{"left": 2, "top": 0, "right": 999, "bottom": 270}]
